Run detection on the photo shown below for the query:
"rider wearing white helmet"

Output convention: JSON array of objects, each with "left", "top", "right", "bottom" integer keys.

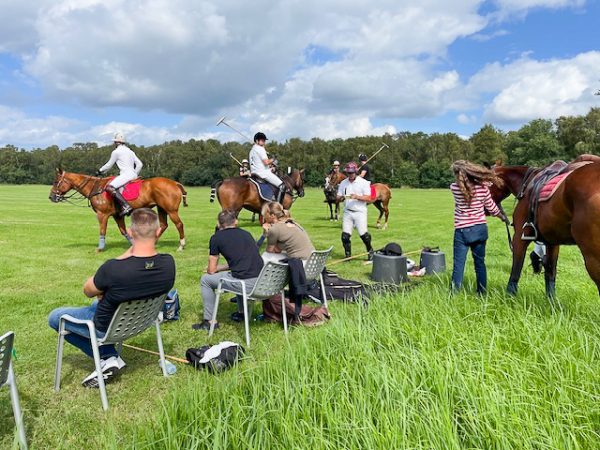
[
  {"left": 328, "top": 160, "right": 341, "bottom": 176},
  {"left": 239, "top": 159, "right": 251, "bottom": 177},
  {"left": 249, "top": 132, "right": 286, "bottom": 203},
  {"left": 97, "top": 132, "right": 143, "bottom": 217}
]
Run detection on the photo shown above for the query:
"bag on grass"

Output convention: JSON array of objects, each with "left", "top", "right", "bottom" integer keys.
[
  {"left": 162, "top": 289, "right": 180, "bottom": 321},
  {"left": 306, "top": 269, "right": 369, "bottom": 304},
  {"left": 185, "top": 341, "right": 244, "bottom": 373},
  {"left": 263, "top": 293, "right": 331, "bottom": 326}
]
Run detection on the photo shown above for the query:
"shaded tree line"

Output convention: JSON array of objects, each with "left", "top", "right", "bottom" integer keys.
[{"left": 1, "top": 108, "right": 600, "bottom": 188}]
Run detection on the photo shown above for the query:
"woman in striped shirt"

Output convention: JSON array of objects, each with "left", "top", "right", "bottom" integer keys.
[{"left": 450, "top": 161, "right": 509, "bottom": 295}]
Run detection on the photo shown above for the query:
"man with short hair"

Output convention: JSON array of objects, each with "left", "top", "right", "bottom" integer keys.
[
  {"left": 48, "top": 208, "right": 176, "bottom": 387},
  {"left": 194, "top": 209, "right": 265, "bottom": 330},
  {"left": 337, "top": 162, "right": 375, "bottom": 261},
  {"left": 97, "top": 132, "right": 143, "bottom": 217},
  {"left": 249, "top": 132, "right": 286, "bottom": 203}
]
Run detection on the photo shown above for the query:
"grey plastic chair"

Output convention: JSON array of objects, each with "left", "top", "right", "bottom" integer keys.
[
  {"left": 304, "top": 247, "right": 334, "bottom": 307},
  {"left": 54, "top": 294, "right": 169, "bottom": 411},
  {"left": 209, "top": 262, "right": 289, "bottom": 347},
  {"left": 1, "top": 331, "right": 27, "bottom": 449}
]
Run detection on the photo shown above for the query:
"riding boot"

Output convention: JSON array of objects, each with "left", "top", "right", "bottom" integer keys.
[
  {"left": 360, "top": 232, "right": 374, "bottom": 261},
  {"left": 106, "top": 185, "right": 133, "bottom": 217},
  {"left": 341, "top": 232, "right": 352, "bottom": 258},
  {"left": 276, "top": 183, "right": 287, "bottom": 204}
]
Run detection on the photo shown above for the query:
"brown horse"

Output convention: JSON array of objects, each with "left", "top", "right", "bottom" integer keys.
[
  {"left": 491, "top": 157, "right": 600, "bottom": 298},
  {"left": 324, "top": 172, "right": 345, "bottom": 221},
  {"left": 49, "top": 169, "right": 188, "bottom": 252},
  {"left": 326, "top": 172, "right": 392, "bottom": 229},
  {"left": 211, "top": 169, "right": 305, "bottom": 215}
]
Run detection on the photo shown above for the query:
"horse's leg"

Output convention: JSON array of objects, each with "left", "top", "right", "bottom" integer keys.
[
  {"left": 373, "top": 200, "right": 383, "bottom": 229},
  {"left": 114, "top": 215, "right": 132, "bottom": 245},
  {"left": 382, "top": 199, "right": 390, "bottom": 230},
  {"left": 543, "top": 244, "right": 560, "bottom": 300},
  {"left": 167, "top": 210, "right": 185, "bottom": 251},
  {"left": 97, "top": 213, "right": 109, "bottom": 252},
  {"left": 328, "top": 202, "right": 334, "bottom": 221},
  {"left": 507, "top": 237, "right": 529, "bottom": 296},
  {"left": 335, "top": 201, "right": 339, "bottom": 221},
  {"left": 156, "top": 206, "right": 169, "bottom": 238}
]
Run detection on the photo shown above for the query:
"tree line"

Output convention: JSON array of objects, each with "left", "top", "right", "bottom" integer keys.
[{"left": 1, "top": 108, "right": 599, "bottom": 188}]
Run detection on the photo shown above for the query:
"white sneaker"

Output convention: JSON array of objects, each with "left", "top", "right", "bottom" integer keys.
[{"left": 82, "top": 356, "right": 126, "bottom": 388}]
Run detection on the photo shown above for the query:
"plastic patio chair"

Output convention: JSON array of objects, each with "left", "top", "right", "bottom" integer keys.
[
  {"left": 304, "top": 247, "right": 334, "bottom": 307},
  {"left": 54, "top": 294, "right": 169, "bottom": 411},
  {"left": 209, "top": 261, "right": 289, "bottom": 347},
  {"left": 1, "top": 331, "right": 27, "bottom": 449}
]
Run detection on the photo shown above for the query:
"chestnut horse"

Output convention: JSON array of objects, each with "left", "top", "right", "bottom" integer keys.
[
  {"left": 211, "top": 169, "right": 305, "bottom": 215},
  {"left": 491, "top": 157, "right": 600, "bottom": 298},
  {"left": 49, "top": 169, "right": 187, "bottom": 252},
  {"left": 326, "top": 172, "right": 392, "bottom": 229}
]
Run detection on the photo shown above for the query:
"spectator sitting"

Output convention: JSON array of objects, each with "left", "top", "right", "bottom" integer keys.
[
  {"left": 48, "top": 208, "right": 176, "bottom": 388},
  {"left": 194, "top": 209, "right": 265, "bottom": 329},
  {"left": 261, "top": 201, "right": 315, "bottom": 264}
]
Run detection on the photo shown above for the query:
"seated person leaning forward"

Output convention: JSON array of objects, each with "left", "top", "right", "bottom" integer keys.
[
  {"left": 48, "top": 208, "right": 176, "bottom": 387},
  {"left": 194, "top": 209, "right": 265, "bottom": 330},
  {"left": 261, "top": 202, "right": 315, "bottom": 264}
]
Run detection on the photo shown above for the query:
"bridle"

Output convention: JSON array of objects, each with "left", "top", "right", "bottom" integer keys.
[{"left": 51, "top": 173, "right": 104, "bottom": 206}]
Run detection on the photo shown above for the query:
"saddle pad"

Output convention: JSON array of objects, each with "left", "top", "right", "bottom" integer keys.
[
  {"left": 370, "top": 185, "right": 376, "bottom": 200},
  {"left": 539, "top": 161, "right": 593, "bottom": 202},
  {"left": 249, "top": 178, "right": 276, "bottom": 202},
  {"left": 103, "top": 178, "right": 143, "bottom": 201}
]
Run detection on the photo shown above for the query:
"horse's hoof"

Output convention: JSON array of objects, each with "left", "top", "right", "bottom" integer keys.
[
  {"left": 376, "top": 223, "right": 381, "bottom": 229},
  {"left": 177, "top": 246, "right": 184, "bottom": 252},
  {"left": 96, "top": 248, "right": 104, "bottom": 253}
]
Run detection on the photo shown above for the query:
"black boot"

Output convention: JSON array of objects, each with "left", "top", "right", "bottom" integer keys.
[
  {"left": 276, "top": 183, "right": 287, "bottom": 204},
  {"left": 106, "top": 186, "right": 133, "bottom": 217},
  {"left": 360, "top": 232, "right": 374, "bottom": 261},
  {"left": 341, "top": 232, "right": 352, "bottom": 258}
]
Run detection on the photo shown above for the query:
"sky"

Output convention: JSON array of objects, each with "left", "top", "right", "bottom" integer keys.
[{"left": 0, "top": 0, "right": 598, "bottom": 148}]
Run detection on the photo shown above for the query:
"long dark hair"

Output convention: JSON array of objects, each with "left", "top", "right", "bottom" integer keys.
[{"left": 451, "top": 160, "right": 503, "bottom": 204}]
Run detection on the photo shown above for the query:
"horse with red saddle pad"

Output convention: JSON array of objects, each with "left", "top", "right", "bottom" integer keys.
[
  {"left": 489, "top": 154, "right": 600, "bottom": 298},
  {"left": 50, "top": 169, "right": 188, "bottom": 252}
]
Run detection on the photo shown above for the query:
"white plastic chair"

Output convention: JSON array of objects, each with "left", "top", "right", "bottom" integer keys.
[
  {"left": 54, "top": 294, "right": 169, "bottom": 411},
  {"left": 304, "top": 247, "right": 334, "bottom": 307},
  {"left": 209, "top": 262, "right": 289, "bottom": 347},
  {"left": 1, "top": 331, "right": 27, "bottom": 449}
]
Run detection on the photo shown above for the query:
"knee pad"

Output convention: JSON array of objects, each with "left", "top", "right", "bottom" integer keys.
[{"left": 341, "top": 232, "right": 351, "bottom": 244}]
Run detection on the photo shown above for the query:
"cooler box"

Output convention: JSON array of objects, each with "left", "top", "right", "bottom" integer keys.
[{"left": 371, "top": 252, "right": 408, "bottom": 284}]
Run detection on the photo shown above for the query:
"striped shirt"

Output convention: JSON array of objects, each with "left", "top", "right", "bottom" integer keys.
[{"left": 450, "top": 183, "right": 501, "bottom": 229}]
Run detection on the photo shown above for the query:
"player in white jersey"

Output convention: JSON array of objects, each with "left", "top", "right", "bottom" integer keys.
[
  {"left": 97, "top": 132, "right": 143, "bottom": 216},
  {"left": 337, "top": 161, "right": 375, "bottom": 261},
  {"left": 249, "top": 132, "right": 286, "bottom": 204}
]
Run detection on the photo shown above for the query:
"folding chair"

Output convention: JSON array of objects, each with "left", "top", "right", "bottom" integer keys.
[
  {"left": 1, "top": 331, "right": 27, "bottom": 449},
  {"left": 54, "top": 294, "right": 168, "bottom": 411},
  {"left": 209, "top": 262, "right": 289, "bottom": 347},
  {"left": 304, "top": 247, "right": 334, "bottom": 307}
]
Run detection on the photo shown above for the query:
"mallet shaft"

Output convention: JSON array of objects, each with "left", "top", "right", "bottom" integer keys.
[{"left": 122, "top": 343, "right": 189, "bottom": 364}]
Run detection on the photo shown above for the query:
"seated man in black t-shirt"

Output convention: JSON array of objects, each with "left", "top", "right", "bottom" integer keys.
[
  {"left": 48, "top": 208, "right": 176, "bottom": 387},
  {"left": 193, "top": 209, "right": 264, "bottom": 331}
]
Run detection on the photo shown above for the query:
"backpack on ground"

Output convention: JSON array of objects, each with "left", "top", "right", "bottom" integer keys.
[
  {"left": 306, "top": 269, "right": 369, "bottom": 304},
  {"left": 185, "top": 341, "right": 244, "bottom": 373},
  {"left": 263, "top": 294, "right": 331, "bottom": 326},
  {"left": 162, "top": 289, "right": 180, "bottom": 321}
]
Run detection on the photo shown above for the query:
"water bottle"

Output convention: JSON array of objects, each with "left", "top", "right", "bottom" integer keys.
[{"left": 159, "top": 359, "right": 177, "bottom": 375}]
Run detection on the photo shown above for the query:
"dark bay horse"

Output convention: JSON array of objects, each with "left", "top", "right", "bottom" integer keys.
[
  {"left": 49, "top": 169, "right": 188, "bottom": 251},
  {"left": 326, "top": 172, "right": 392, "bottom": 229},
  {"left": 211, "top": 169, "right": 305, "bottom": 215},
  {"left": 491, "top": 157, "right": 600, "bottom": 298}
]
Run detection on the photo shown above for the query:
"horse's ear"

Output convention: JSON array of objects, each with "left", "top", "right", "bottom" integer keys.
[
  {"left": 56, "top": 167, "right": 63, "bottom": 174},
  {"left": 300, "top": 168, "right": 305, "bottom": 174}
]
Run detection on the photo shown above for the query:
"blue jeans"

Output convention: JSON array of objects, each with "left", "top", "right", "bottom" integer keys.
[
  {"left": 452, "top": 223, "right": 488, "bottom": 295},
  {"left": 48, "top": 300, "right": 117, "bottom": 359}
]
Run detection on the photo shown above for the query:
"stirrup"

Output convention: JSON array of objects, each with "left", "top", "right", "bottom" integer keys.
[{"left": 521, "top": 222, "right": 538, "bottom": 241}]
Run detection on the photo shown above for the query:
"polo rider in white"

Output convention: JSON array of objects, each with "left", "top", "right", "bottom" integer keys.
[
  {"left": 249, "top": 132, "right": 286, "bottom": 204},
  {"left": 337, "top": 161, "right": 375, "bottom": 260},
  {"left": 97, "top": 132, "right": 143, "bottom": 217}
]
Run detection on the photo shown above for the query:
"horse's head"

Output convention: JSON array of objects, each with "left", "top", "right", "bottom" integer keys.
[
  {"left": 288, "top": 168, "right": 305, "bottom": 198},
  {"left": 491, "top": 165, "right": 531, "bottom": 203},
  {"left": 49, "top": 168, "right": 72, "bottom": 202}
]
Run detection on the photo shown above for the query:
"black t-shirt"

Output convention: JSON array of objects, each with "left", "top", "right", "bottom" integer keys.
[
  {"left": 360, "top": 163, "right": 372, "bottom": 181},
  {"left": 209, "top": 227, "right": 264, "bottom": 279},
  {"left": 93, "top": 254, "right": 176, "bottom": 332}
]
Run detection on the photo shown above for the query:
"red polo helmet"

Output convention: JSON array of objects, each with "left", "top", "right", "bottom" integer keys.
[{"left": 344, "top": 162, "right": 358, "bottom": 173}]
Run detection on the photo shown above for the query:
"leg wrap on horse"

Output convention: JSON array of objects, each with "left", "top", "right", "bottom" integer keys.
[
  {"left": 341, "top": 232, "right": 352, "bottom": 258},
  {"left": 276, "top": 183, "right": 286, "bottom": 204}
]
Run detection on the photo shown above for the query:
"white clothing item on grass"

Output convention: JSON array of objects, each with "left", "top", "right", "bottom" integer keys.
[
  {"left": 337, "top": 177, "right": 371, "bottom": 213},
  {"left": 198, "top": 341, "right": 239, "bottom": 364}
]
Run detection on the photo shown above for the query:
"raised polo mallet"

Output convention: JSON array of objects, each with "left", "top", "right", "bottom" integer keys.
[
  {"left": 216, "top": 116, "right": 252, "bottom": 142},
  {"left": 360, "top": 142, "right": 389, "bottom": 168}
]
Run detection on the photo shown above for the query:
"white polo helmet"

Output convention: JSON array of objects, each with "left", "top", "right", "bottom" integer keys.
[
  {"left": 242, "top": 159, "right": 249, "bottom": 163},
  {"left": 113, "top": 132, "right": 126, "bottom": 143},
  {"left": 333, "top": 160, "right": 340, "bottom": 166}
]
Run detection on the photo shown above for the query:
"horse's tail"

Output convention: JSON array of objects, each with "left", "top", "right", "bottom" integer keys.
[
  {"left": 176, "top": 182, "right": 188, "bottom": 207},
  {"left": 210, "top": 180, "right": 222, "bottom": 203}
]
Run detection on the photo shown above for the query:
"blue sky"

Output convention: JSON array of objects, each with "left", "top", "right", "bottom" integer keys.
[{"left": 0, "top": 0, "right": 598, "bottom": 148}]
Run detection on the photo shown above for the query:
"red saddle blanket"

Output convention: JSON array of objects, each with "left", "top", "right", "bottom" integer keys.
[
  {"left": 539, "top": 161, "right": 592, "bottom": 202},
  {"left": 103, "top": 178, "right": 143, "bottom": 201}
]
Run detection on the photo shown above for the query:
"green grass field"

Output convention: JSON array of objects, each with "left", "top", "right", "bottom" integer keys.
[{"left": 1, "top": 185, "right": 599, "bottom": 449}]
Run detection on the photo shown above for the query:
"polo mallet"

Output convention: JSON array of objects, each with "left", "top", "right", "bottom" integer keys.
[
  {"left": 229, "top": 152, "right": 243, "bottom": 166},
  {"left": 360, "top": 142, "right": 389, "bottom": 168},
  {"left": 122, "top": 343, "right": 189, "bottom": 364},
  {"left": 216, "top": 116, "right": 252, "bottom": 142}
]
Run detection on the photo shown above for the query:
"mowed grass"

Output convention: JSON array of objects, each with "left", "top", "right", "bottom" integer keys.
[{"left": 0, "top": 184, "right": 599, "bottom": 449}]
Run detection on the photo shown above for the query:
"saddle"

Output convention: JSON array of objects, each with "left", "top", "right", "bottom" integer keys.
[
  {"left": 103, "top": 178, "right": 143, "bottom": 201},
  {"left": 249, "top": 175, "right": 284, "bottom": 202},
  {"left": 520, "top": 159, "right": 594, "bottom": 241}
]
